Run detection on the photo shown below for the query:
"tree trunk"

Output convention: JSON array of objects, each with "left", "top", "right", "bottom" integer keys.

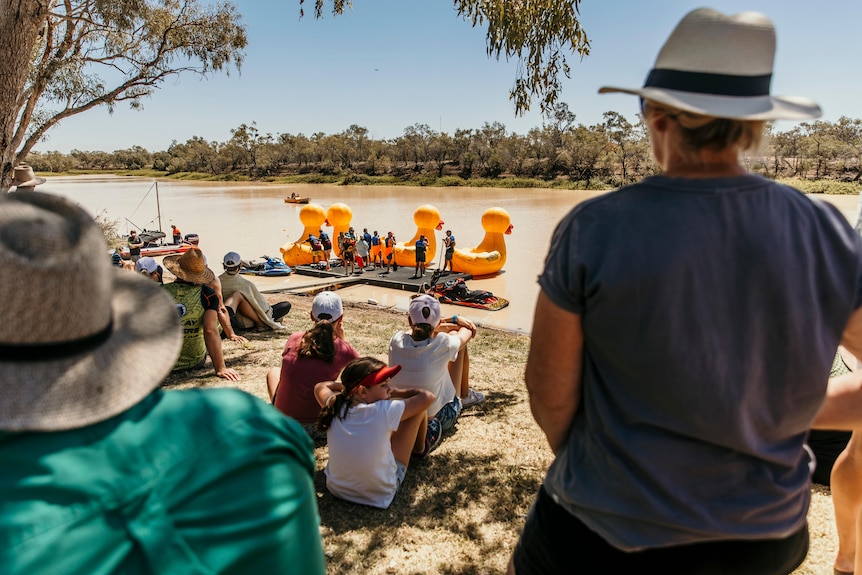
[{"left": 0, "top": 0, "right": 51, "bottom": 191}]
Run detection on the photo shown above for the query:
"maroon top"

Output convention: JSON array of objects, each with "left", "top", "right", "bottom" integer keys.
[{"left": 273, "top": 331, "right": 359, "bottom": 423}]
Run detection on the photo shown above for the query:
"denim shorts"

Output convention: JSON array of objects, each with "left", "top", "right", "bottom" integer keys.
[
  {"left": 434, "top": 396, "right": 462, "bottom": 432},
  {"left": 395, "top": 460, "right": 407, "bottom": 490}
]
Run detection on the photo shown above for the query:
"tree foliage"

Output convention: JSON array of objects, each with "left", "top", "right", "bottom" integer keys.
[
  {"left": 306, "top": 0, "right": 590, "bottom": 116},
  {"left": 30, "top": 112, "right": 862, "bottom": 191},
  {"left": 1, "top": 0, "right": 246, "bottom": 190}
]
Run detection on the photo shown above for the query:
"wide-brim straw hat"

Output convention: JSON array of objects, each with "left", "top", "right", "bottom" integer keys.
[
  {"left": 599, "top": 8, "right": 822, "bottom": 121},
  {"left": 0, "top": 192, "right": 182, "bottom": 431},
  {"left": 11, "top": 163, "right": 46, "bottom": 188},
  {"left": 163, "top": 247, "right": 215, "bottom": 284}
]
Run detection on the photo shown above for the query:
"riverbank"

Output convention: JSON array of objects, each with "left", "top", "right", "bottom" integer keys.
[
  {"left": 45, "top": 168, "right": 862, "bottom": 195},
  {"left": 164, "top": 291, "right": 838, "bottom": 574}
]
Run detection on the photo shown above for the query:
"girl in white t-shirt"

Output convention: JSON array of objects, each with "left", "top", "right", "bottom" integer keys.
[{"left": 314, "top": 357, "right": 434, "bottom": 509}]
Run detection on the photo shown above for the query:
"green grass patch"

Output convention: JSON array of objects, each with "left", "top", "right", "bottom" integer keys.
[{"left": 778, "top": 178, "right": 861, "bottom": 195}]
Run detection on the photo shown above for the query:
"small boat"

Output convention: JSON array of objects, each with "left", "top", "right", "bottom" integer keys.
[
  {"left": 240, "top": 255, "right": 293, "bottom": 276},
  {"left": 284, "top": 195, "right": 310, "bottom": 204},
  {"left": 121, "top": 239, "right": 193, "bottom": 259},
  {"left": 122, "top": 181, "right": 191, "bottom": 259}
]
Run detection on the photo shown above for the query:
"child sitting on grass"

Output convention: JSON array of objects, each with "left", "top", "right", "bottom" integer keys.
[{"left": 315, "top": 357, "right": 434, "bottom": 509}]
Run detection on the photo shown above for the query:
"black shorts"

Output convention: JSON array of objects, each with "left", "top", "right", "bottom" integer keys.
[{"left": 512, "top": 485, "right": 808, "bottom": 575}]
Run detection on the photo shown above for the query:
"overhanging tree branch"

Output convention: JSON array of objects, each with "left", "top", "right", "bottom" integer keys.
[{"left": 1, "top": 0, "right": 246, "bottom": 191}]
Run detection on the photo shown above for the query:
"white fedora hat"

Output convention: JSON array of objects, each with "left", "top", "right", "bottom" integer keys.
[
  {"left": 599, "top": 8, "right": 822, "bottom": 121},
  {"left": 0, "top": 192, "right": 182, "bottom": 431}
]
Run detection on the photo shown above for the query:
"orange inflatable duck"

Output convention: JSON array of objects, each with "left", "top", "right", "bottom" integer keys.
[
  {"left": 279, "top": 203, "right": 327, "bottom": 266},
  {"left": 393, "top": 204, "right": 444, "bottom": 268},
  {"left": 326, "top": 202, "right": 353, "bottom": 258},
  {"left": 451, "top": 207, "right": 513, "bottom": 276}
]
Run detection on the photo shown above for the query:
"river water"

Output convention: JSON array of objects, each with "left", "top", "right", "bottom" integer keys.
[{"left": 44, "top": 176, "right": 860, "bottom": 335}]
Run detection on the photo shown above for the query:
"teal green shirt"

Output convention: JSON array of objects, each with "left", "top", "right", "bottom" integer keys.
[{"left": 0, "top": 388, "right": 325, "bottom": 574}]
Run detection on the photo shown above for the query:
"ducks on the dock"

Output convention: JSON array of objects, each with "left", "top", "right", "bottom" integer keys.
[
  {"left": 393, "top": 205, "right": 444, "bottom": 268},
  {"left": 451, "top": 207, "right": 513, "bottom": 276},
  {"left": 279, "top": 203, "right": 326, "bottom": 266}
]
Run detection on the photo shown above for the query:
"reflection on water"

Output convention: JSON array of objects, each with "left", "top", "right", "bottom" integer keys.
[{"left": 42, "top": 176, "right": 857, "bottom": 334}]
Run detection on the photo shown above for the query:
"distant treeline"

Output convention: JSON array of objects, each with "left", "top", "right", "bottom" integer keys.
[{"left": 28, "top": 108, "right": 862, "bottom": 191}]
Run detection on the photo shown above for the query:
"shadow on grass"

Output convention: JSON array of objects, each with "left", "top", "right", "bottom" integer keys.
[{"left": 316, "top": 449, "right": 541, "bottom": 573}]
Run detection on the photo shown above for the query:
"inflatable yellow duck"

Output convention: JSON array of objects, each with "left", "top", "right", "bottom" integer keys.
[
  {"left": 393, "top": 204, "right": 444, "bottom": 268},
  {"left": 326, "top": 202, "right": 353, "bottom": 258},
  {"left": 279, "top": 203, "right": 326, "bottom": 267},
  {"left": 451, "top": 207, "right": 513, "bottom": 276}
]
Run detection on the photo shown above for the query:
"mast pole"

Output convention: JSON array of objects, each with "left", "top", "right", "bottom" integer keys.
[{"left": 155, "top": 180, "right": 163, "bottom": 233}]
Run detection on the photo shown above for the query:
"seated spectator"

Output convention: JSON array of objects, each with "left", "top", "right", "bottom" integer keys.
[
  {"left": 315, "top": 357, "right": 434, "bottom": 509},
  {"left": 219, "top": 251, "right": 290, "bottom": 331},
  {"left": 266, "top": 291, "right": 359, "bottom": 438},
  {"left": 9, "top": 162, "right": 46, "bottom": 191},
  {"left": 162, "top": 248, "right": 240, "bottom": 380},
  {"left": 202, "top": 258, "right": 248, "bottom": 345},
  {"left": 135, "top": 255, "right": 163, "bottom": 283},
  {"left": 0, "top": 191, "right": 325, "bottom": 574},
  {"left": 388, "top": 295, "right": 484, "bottom": 456}
]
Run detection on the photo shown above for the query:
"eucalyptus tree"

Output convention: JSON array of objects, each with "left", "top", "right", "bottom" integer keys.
[
  {"left": 602, "top": 111, "right": 639, "bottom": 185},
  {"left": 830, "top": 116, "right": 862, "bottom": 180},
  {"left": 228, "top": 123, "right": 272, "bottom": 177},
  {"left": 770, "top": 126, "right": 805, "bottom": 178},
  {"left": 111, "top": 146, "right": 152, "bottom": 170},
  {"left": 342, "top": 124, "right": 369, "bottom": 165},
  {"left": 427, "top": 131, "right": 454, "bottom": 177},
  {"left": 26, "top": 150, "right": 74, "bottom": 173},
  {"left": 562, "top": 123, "right": 607, "bottom": 185},
  {"left": 0, "top": 0, "right": 246, "bottom": 190},
  {"left": 401, "top": 124, "right": 434, "bottom": 169},
  {"left": 470, "top": 122, "right": 507, "bottom": 177},
  {"left": 451, "top": 128, "right": 475, "bottom": 177},
  {"left": 167, "top": 136, "right": 220, "bottom": 175},
  {"left": 800, "top": 121, "right": 841, "bottom": 179}
]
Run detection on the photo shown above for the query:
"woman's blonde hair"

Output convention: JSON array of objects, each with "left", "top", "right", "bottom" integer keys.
[{"left": 643, "top": 99, "right": 765, "bottom": 153}]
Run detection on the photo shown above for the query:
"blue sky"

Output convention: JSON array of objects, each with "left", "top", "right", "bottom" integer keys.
[{"left": 39, "top": 0, "right": 862, "bottom": 154}]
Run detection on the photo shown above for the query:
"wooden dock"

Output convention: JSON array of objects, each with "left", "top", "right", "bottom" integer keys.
[{"left": 291, "top": 263, "right": 472, "bottom": 294}]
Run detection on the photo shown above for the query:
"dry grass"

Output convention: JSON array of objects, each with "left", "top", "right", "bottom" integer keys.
[{"left": 163, "top": 293, "right": 839, "bottom": 574}]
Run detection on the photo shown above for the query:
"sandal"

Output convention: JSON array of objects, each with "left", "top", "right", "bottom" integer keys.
[{"left": 461, "top": 388, "right": 485, "bottom": 408}]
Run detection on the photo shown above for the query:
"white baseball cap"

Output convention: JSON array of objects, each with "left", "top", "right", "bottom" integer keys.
[
  {"left": 312, "top": 291, "right": 343, "bottom": 321},
  {"left": 223, "top": 252, "right": 242, "bottom": 268},
  {"left": 408, "top": 295, "right": 441, "bottom": 327}
]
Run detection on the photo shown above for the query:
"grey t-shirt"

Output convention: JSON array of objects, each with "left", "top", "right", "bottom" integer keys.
[{"left": 539, "top": 174, "right": 862, "bottom": 551}]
